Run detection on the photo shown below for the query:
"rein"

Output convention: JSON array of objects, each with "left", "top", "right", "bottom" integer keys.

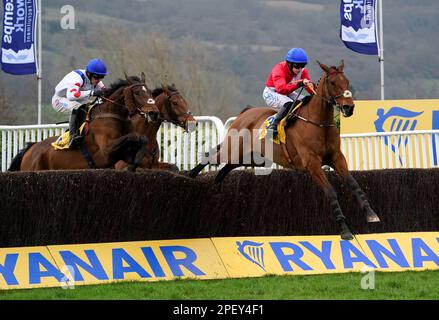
[
  {"left": 291, "top": 71, "right": 351, "bottom": 128},
  {"left": 90, "top": 83, "right": 156, "bottom": 122}
]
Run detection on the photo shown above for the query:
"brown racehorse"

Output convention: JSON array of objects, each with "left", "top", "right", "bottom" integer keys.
[
  {"left": 114, "top": 84, "right": 196, "bottom": 171},
  {"left": 8, "top": 73, "right": 159, "bottom": 172},
  {"left": 188, "top": 61, "right": 380, "bottom": 240}
]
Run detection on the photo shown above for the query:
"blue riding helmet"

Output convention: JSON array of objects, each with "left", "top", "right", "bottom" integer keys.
[
  {"left": 86, "top": 58, "right": 110, "bottom": 75},
  {"left": 285, "top": 48, "right": 308, "bottom": 64}
]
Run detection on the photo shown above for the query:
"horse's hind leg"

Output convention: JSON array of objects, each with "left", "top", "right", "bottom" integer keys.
[
  {"left": 331, "top": 152, "right": 380, "bottom": 223},
  {"left": 306, "top": 157, "right": 353, "bottom": 240},
  {"left": 214, "top": 163, "right": 240, "bottom": 184},
  {"left": 188, "top": 143, "right": 222, "bottom": 178}
]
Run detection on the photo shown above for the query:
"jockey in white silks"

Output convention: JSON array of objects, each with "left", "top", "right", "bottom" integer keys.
[{"left": 52, "top": 58, "right": 109, "bottom": 148}]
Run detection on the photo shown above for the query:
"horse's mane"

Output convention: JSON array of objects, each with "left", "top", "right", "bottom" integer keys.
[
  {"left": 316, "top": 67, "right": 338, "bottom": 87},
  {"left": 104, "top": 76, "right": 142, "bottom": 97},
  {"left": 239, "top": 105, "right": 255, "bottom": 115},
  {"left": 152, "top": 84, "right": 178, "bottom": 98}
]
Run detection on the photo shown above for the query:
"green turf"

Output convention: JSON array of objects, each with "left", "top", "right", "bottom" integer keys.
[{"left": 1, "top": 271, "right": 439, "bottom": 300}]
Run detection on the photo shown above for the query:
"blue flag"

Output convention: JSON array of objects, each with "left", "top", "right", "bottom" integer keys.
[
  {"left": 340, "top": 0, "right": 379, "bottom": 55},
  {"left": 1, "top": 0, "right": 38, "bottom": 75}
]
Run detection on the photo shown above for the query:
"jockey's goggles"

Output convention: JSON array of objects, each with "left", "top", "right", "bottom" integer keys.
[
  {"left": 91, "top": 73, "right": 105, "bottom": 80},
  {"left": 292, "top": 63, "right": 307, "bottom": 69}
]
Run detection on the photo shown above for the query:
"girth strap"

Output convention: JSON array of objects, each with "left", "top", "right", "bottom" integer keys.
[{"left": 80, "top": 144, "right": 97, "bottom": 169}]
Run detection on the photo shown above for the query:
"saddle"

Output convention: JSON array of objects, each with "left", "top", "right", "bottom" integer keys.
[
  {"left": 51, "top": 105, "right": 92, "bottom": 150},
  {"left": 259, "top": 95, "right": 312, "bottom": 144},
  {"left": 51, "top": 123, "right": 87, "bottom": 150}
]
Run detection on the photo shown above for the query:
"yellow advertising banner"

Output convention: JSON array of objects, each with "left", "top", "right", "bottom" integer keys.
[
  {"left": 212, "top": 232, "right": 439, "bottom": 278},
  {"left": 1, "top": 232, "right": 438, "bottom": 290},
  {"left": 0, "top": 246, "right": 62, "bottom": 290},
  {"left": 340, "top": 99, "right": 439, "bottom": 170},
  {"left": 341, "top": 99, "right": 439, "bottom": 134},
  {"left": 47, "top": 239, "right": 228, "bottom": 287}
]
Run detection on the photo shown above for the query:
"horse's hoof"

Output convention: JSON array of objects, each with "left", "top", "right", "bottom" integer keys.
[
  {"left": 367, "top": 213, "right": 381, "bottom": 223},
  {"left": 186, "top": 170, "right": 198, "bottom": 178},
  {"left": 341, "top": 231, "right": 354, "bottom": 241}
]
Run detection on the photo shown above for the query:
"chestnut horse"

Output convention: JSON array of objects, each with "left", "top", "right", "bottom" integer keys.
[
  {"left": 189, "top": 61, "right": 380, "bottom": 240},
  {"left": 115, "top": 84, "right": 196, "bottom": 171},
  {"left": 8, "top": 74, "right": 159, "bottom": 172}
]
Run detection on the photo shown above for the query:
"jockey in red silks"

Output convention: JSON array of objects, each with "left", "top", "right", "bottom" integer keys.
[
  {"left": 263, "top": 48, "right": 315, "bottom": 138},
  {"left": 51, "top": 58, "right": 109, "bottom": 148}
]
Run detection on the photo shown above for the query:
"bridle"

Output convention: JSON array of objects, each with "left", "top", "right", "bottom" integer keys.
[
  {"left": 292, "top": 70, "right": 353, "bottom": 128},
  {"left": 314, "top": 70, "right": 353, "bottom": 113},
  {"left": 158, "top": 90, "right": 193, "bottom": 130},
  {"left": 97, "top": 83, "right": 157, "bottom": 121}
]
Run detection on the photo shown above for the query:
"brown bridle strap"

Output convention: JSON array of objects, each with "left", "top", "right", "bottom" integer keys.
[
  {"left": 97, "top": 83, "right": 155, "bottom": 120},
  {"left": 157, "top": 90, "right": 193, "bottom": 130}
]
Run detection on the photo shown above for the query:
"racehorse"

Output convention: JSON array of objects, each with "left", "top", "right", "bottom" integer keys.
[
  {"left": 114, "top": 84, "right": 196, "bottom": 171},
  {"left": 188, "top": 61, "right": 380, "bottom": 240},
  {"left": 8, "top": 73, "right": 159, "bottom": 172}
]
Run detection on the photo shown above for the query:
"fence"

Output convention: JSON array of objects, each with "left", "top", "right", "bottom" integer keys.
[
  {"left": 0, "top": 116, "right": 225, "bottom": 172},
  {"left": 1, "top": 117, "right": 438, "bottom": 171}
]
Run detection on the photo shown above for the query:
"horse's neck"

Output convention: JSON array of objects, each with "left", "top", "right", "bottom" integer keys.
[
  {"left": 96, "top": 92, "right": 126, "bottom": 115},
  {"left": 305, "top": 77, "right": 334, "bottom": 124},
  {"left": 132, "top": 116, "right": 163, "bottom": 137}
]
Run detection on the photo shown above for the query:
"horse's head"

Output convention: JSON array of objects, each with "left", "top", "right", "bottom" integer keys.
[
  {"left": 152, "top": 84, "right": 196, "bottom": 132},
  {"left": 317, "top": 60, "right": 355, "bottom": 117},
  {"left": 122, "top": 72, "right": 160, "bottom": 122}
]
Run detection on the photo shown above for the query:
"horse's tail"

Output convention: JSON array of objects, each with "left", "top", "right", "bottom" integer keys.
[{"left": 7, "top": 142, "right": 35, "bottom": 171}]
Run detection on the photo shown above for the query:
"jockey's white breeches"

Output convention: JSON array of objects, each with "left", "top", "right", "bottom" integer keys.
[
  {"left": 51, "top": 95, "right": 83, "bottom": 113},
  {"left": 262, "top": 87, "right": 305, "bottom": 109}
]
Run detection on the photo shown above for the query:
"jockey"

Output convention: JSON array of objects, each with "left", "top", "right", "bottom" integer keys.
[
  {"left": 263, "top": 48, "right": 315, "bottom": 138},
  {"left": 52, "top": 58, "right": 109, "bottom": 148}
]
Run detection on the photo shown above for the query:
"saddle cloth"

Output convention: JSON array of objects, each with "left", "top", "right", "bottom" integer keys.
[
  {"left": 259, "top": 101, "right": 303, "bottom": 145},
  {"left": 51, "top": 122, "right": 86, "bottom": 150},
  {"left": 259, "top": 116, "right": 287, "bottom": 145}
]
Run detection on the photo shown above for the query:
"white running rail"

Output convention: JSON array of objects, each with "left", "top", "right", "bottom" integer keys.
[
  {"left": 1, "top": 118, "right": 438, "bottom": 171},
  {"left": 0, "top": 116, "right": 225, "bottom": 172}
]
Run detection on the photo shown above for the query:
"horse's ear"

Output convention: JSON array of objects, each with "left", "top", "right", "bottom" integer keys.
[
  {"left": 161, "top": 83, "right": 169, "bottom": 94},
  {"left": 316, "top": 60, "right": 330, "bottom": 74},
  {"left": 141, "top": 72, "right": 146, "bottom": 83},
  {"left": 124, "top": 71, "right": 133, "bottom": 84},
  {"left": 337, "top": 60, "right": 345, "bottom": 72}
]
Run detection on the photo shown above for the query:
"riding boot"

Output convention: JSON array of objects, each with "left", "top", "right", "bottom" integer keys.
[
  {"left": 68, "top": 108, "right": 83, "bottom": 149},
  {"left": 267, "top": 101, "right": 293, "bottom": 139}
]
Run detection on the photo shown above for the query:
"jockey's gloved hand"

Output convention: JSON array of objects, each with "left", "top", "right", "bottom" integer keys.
[
  {"left": 296, "top": 80, "right": 304, "bottom": 88},
  {"left": 90, "top": 89, "right": 103, "bottom": 97}
]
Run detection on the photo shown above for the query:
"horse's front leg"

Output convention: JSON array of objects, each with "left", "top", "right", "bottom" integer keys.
[
  {"left": 331, "top": 152, "right": 380, "bottom": 223},
  {"left": 305, "top": 155, "right": 354, "bottom": 240},
  {"left": 107, "top": 134, "right": 148, "bottom": 172}
]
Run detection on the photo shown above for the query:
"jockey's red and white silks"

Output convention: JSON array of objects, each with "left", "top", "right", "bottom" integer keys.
[{"left": 52, "top": 69, "right": 105, "bottom": 112}]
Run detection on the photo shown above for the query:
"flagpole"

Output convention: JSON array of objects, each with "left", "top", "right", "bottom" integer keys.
[
  {"left": 378, "top": 0, "right": 384, "bottom": 100},
  {"left": 37, "top": 0, "right": 42, "bottom": 124}
]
